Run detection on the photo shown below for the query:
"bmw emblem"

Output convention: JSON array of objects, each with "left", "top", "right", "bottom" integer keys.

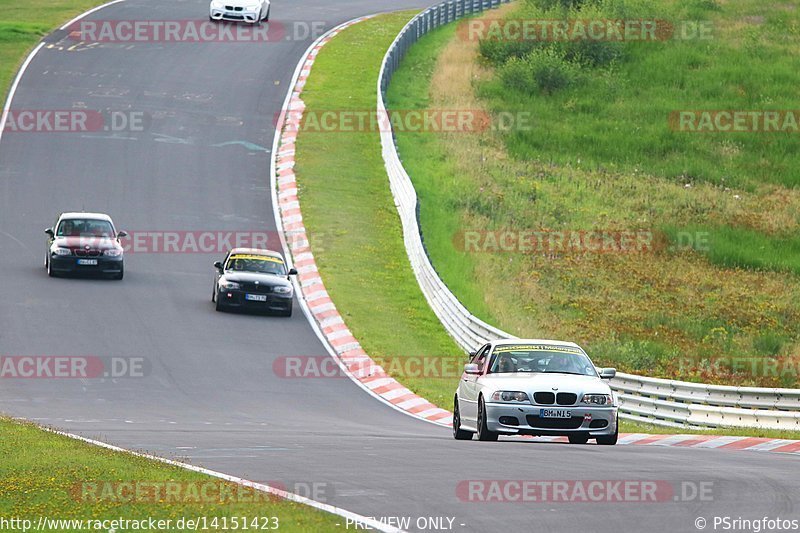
[
  {"left": 255, "top": 281, "right": 260, "bottom": 285},
  {"left": 552, "top": 387, "right": 558, "bottom": 391},
  {"left": 85, "top": 245, "right": 91, "bottom": 250}
]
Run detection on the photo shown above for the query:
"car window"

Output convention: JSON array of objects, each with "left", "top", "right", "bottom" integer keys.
[
  {"left": 57, "top": 219, "right": 114, "bottom": 238},
  {"left": 487, "top": 344, "right": 598, "bottom": 376},
  {"left": 225, "top": 254, "right": 287, "bottom": 275},
  {"left": 471, "top": 344, "right": 490, "bottom": 371}
]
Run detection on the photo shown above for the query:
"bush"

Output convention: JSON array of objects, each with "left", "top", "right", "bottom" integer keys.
[
  {"left": 499, "top": 48, "right": 582, "bottom": 95},
  {"left": 479, "top": 39, "right": 541, "bottom": 66}
]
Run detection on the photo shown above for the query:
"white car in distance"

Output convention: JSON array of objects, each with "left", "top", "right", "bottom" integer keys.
[{"left": 209, "top": 0, "right": 270, "bottom": 24}]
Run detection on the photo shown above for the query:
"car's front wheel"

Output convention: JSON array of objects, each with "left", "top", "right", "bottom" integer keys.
[
  {"left": 46, "top": 257, "right": 56, "bottom": 278},
  {"left": 476, "top": 396, "right": 498, "bottom": 441},
  {"left": 452, "top": 397, "right": 474, "bottom": 440}
]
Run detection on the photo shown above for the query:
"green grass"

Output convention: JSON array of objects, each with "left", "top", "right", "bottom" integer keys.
[
  {"left": 385, "top": 0, "right": 800, "bottom": 389},
  {"left": 293, "top": 12, "right": 462, "bottom": 409},
  {"left": 0, "top": 418, "right": 341, "bottom": 532},
  {"left": 620, "top": 420, "right": 800, "bottom": 441},
  {"left": 0, "top": 0, "right": 114, "bottom": 97}
]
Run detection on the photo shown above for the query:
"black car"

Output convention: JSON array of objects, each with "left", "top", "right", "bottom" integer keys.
[
  {"left": 212, "top": 248, "right": 297, "bottom": 316},
  {"left": 45, "top": 212, "right": 127, "bottom": 280}
]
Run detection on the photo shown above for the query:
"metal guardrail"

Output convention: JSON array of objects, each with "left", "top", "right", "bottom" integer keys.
[{"left": 377, "top": 0, "right": 800, "bottom": 430}]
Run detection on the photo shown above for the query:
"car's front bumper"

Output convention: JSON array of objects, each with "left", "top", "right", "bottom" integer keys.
[
  {"left": 217, "top": 287, "right": 292, "bottom": 313},
  {"left": 485, "top": 403, "right": 618, "bottom": 436},
  {"left": 50, "top": 255, "right": 123, "bottom": 276},
  {"left": 210, "top": 6, "right": 261, "bottom": 23}
]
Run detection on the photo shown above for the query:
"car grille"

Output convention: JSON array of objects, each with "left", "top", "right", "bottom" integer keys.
[
  {"left": 526, "top": 415, "right": 584, "bottom": 429},
  {"left": 533, "top": 391, "right": 577, "bottom": 405},
  {"left": 533, "top": 392, "right": 555, "bottom": 404},
  {"left": 240, "top": 282, "right": 273, "bottom": 293},
  {"left": 74, "top": 249, "right": 101, "bottom": 257},
  {"left": 225, "top": 5, "right": 244, "bottom": 11},
  {"left": 556, "top": 392, "right": 577, "bottom": 405}
]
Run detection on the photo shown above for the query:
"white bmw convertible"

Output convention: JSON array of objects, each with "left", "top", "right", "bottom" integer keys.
[
  {"left": 209, "top": 0, "right": 270, "bottom": 24},
  {"left": 453, "top": 339, "right": 619, "bottom": 444}
]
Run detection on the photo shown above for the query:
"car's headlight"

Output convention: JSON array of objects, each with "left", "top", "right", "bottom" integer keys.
[
  {"left": 219, "top": 280, "right": 240, "bottom": 290},
  {"left": 51, "top": 247, "right": 72, "bottom": 256},
  {"left": 103, "top": 249, "right": 122, "bottom": 257},
  {"left": 273, "top": 285, "right": 292, "bottom": 295},
  {"left": 490, "top": 391, "right": 530, "bottom": 403},
  {"left": 581, "top": 394, "right": 614, "bottom": 406}
]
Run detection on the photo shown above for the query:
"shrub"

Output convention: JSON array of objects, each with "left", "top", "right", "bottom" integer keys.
[{"left": 499, "top": 48, "right": 582, "bottom": 95}]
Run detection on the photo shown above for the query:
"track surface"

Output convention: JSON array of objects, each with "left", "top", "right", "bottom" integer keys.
[{"left": 0, "top": 1, "right": 796, "bottom": 531}]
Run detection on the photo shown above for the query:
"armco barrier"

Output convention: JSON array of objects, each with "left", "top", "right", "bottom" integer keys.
[{"left": 377, "top": 0, "right": 800, "bottom": 430}]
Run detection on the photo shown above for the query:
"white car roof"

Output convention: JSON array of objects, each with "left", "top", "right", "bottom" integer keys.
[{"left": 59, "top": 212, "right": 113, "bottom": 222}]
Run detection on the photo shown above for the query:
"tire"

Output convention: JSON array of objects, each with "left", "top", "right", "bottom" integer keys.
[
  {"left": 264, "top": 7, "right": 270, "bottom": 21},
  {"left": 46, "top": 257, "right": 56, "bottom": 278},
  {"left": 476, "top": 396, "right": 498, "bottom": 441},
  {"left": 596, "top": 417, "right": 619, "bottom": 446},
  {"left": 254, "top": 9, "right": 262, "bottom": 25},
  {"left": 568, "top": 434, "right": 590, "bottom": 444},
  {"left": 452, "top": 397, "right": 474, "bottom": 440}
]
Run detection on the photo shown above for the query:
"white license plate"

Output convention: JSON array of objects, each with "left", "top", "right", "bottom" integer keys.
[
  {"left": 245, "top": 294, "right": 268, "bottom": 302},
  {"left": 540, "top": 409, "right": 572, "bottom": 419},
  {"left": 77, "top": 259, "right": 98, "bottom": 266}
]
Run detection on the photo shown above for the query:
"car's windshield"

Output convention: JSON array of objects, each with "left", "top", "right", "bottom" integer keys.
[
  {"left": 225, "top": 254, "right": 286, "bottom": 275},
  {"left": 488, "top": 344, "right": 597, "bottom": 377},
  {"left": 57, "top": 219, "right": 115, "bottom": 237}
]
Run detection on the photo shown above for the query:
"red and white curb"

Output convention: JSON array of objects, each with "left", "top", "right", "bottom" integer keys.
[
  {"left": 270, "top": 17, "right": 800, "bottom": 456},
  {"left": 272, "top": 17, "right": 451, "bottom": 427}
]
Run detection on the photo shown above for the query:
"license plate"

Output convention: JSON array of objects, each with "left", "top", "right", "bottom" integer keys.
[
  {"left": 77, "top": 259, "right": 98, "bottom": 266},
  {"left": 245, "top": 294, "right": 268, "bottom": 302},
  {"left": 540, "top": 409, "right": 572, "bottom": 419}
]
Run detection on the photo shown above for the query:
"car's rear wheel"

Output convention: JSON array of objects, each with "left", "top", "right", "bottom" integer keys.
[
  {"left": 568, "top": 434, "right": 590, "bottom": 444},
  {"left": 476, "top": 396, "right": 498, "bottom": 441},
  {"left": 596, "top": 417, "right": 619, "bottom": 445},
  {"left": 452, "top": 397, "right": 474, "bottom": 440}
]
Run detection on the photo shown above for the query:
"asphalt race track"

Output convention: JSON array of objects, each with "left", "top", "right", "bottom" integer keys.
[{"left": 0, "top": 1, "right": 796, "bottom": 531}]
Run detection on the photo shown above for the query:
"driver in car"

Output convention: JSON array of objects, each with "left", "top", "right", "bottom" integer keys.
[
  {"left": 496, "top": 354, "right": 515, "bottom": 373},
  {"left": 547, "top": 352, "right": 582, "bottom": 374}
]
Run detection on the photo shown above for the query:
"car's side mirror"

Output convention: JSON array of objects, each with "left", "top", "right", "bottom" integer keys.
[
  {"left": 464, "top": 363, "right": 480, "bottom": 375},
  {"left": 214, "top": 261, "right": 224, "bottom": 271},
  {"left": 288, "top": 268, "right": 298, "bottom": 276},
  {"left": 45, "top": 228, "right": 54, "bottom": 237},
  {"left": 599, "top": 368, "right": 616, "bottom": 380},
  {"left": 117, "top": 230, "right": 128, "bottom": 238},
  {"left": 467, "top": 350, "right": 476, "bottom": 361}
]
